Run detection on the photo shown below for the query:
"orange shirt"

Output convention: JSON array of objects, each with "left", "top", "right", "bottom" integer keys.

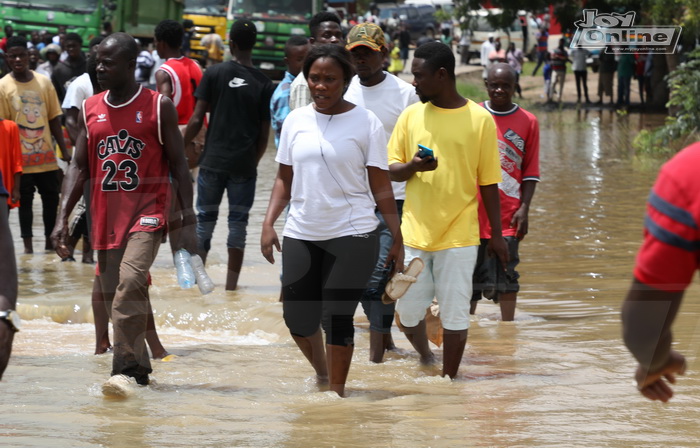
[{"left": 0, "top": 118, "right": 22, "bottom": 207}]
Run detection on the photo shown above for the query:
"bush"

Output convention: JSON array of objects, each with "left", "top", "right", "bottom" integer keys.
[{"left": 634, "top": 48, "right": 700, "bottom": 156}]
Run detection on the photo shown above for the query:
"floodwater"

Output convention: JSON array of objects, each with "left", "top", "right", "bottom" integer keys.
[{"left": 3, "top": 108, "right": 700, "bottom": 448}]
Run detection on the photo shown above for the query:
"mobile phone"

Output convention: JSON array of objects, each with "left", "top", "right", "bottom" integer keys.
[{"left": 417, "top": 144, "right": 434, "bottom": 159}]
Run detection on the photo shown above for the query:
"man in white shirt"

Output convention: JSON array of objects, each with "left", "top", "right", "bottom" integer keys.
[
  {"left": 289, "top": 11, "right": 345, "bottom": 110},
  {"left": 570, "top": 47, "right": 591, "bottom": 103},
  {"left": 480, "top": 34, "right": 496, "bottom": 79},
  {"left": 344, "top": 23, "right": 419, "bottom": 363}
]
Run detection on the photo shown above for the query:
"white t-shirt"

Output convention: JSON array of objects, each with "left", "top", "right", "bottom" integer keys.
[
  {"left": 61, "top": 72, "right": 93, "bottom": 110},
  {"left": 344, "top": 73, "right": 419, "bottom": 200},
  {"left": 276, "top": 104, "right": 388, "bottom": 240},
  {"left": 570, "top": 48, "right": 590, "bottom": 72},
  {"left": 481, "top": 40, "right": 495, "bottom": 66}
]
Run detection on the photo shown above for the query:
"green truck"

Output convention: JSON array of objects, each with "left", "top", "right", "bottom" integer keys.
[
  {"left": 226, "top": 0, "right": 323, "bottom": 79},
  {"left": 0, "top": 0, "right": 184, "bottom": 46}
]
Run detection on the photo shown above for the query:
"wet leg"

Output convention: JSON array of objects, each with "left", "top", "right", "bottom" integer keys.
[
  {"left": 92, "top": 276, "right": 111, "bottom": 354},
  {"left": 291, "top": 329, "right": 328, "bottom": 383},
  {"left": 144, "top": 290, "right": 169, "bottom": 359},
  {"left": 226, "top": 248, "right": 244, "bottom": 291},
  {"left": 327, "top": 343, "right": 353, "bottom": 397},
  {"left": 403, "top": 320, "right": 435, "bottom": 365},
  {"left": 499, "top": 292, "right": 517, "bottom": 321},
  {"left": 442, "top": 329, "right": 468, "bottom": 379}
]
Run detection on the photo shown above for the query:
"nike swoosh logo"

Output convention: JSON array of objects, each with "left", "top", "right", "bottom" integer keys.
[{"left": 228, "top": 77, "right": 248, "bottom": 88}]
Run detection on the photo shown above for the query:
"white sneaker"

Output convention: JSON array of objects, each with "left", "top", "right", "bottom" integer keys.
[{"left": 102, "top": 374, "right": 136, "bottom": 398}]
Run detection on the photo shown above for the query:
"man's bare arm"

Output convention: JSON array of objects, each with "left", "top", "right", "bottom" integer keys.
[
  {"left": 622, "top": 279, "right": 686, "bottom": 402},
  {"left": 389, "top": 152, "right": 437, "bottom": 182},
  {"left": 155, "top": 70, "right": 173, "bottom": 99},
  {"left": 183, "top": 99, "right": 208, "bottom": 147},
  {"left": 63, "top": 107, "right": 81, "bottom": 145},
  {"left": 51, "top": 126, "right": 89, "bottom": 259},
  {"left": 479, "top": 183, "right": 508, "bottom": 268},
  {"left": 160, "top": 96, "right": 196, "bottom": 254}
]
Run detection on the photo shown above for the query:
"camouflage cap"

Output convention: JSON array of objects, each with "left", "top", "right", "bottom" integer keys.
[{"left": 346, "top": 23, "right": 386, "bottom": 52}]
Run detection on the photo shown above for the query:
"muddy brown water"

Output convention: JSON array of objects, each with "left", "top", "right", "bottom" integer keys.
[{"left": 3, "top": 108, "right": 700, "bottom": 448}]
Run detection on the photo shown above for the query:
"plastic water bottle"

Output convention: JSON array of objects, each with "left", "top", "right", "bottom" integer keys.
[
  {"left": 189, "top": 254, "right": 215, "bottom": 295},
  {"left": 174, "top": 249, "right": 195, "bottom": 289}
]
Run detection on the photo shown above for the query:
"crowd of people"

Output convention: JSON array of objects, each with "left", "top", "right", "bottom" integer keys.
[{"left": 0, "top": 10, "right": 694, "bottom": 406}]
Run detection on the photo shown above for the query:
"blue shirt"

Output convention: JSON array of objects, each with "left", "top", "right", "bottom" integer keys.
[{"left": 270, "top": 71, "right": 295, "bottom": 148}]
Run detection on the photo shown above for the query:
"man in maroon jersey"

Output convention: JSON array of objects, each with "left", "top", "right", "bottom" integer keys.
[{"left": 52, "top": 33, "right": 196, "bottom": 397}]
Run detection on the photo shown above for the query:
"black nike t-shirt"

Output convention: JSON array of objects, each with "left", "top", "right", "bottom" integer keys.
[{"left": 195, "top": 60, "right": 274, "bottom": 177}]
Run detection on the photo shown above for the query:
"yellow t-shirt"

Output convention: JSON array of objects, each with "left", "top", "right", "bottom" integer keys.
[
  {"left": 388, "top": 100, "right": 501, "bottom": 251},
  {"left": 0, "top": 72, "right": 62, "bottom": 174}
]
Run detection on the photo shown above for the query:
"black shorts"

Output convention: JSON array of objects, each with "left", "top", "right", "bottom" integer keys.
[{"left": 471, "top": 236, "right": 521, "bottom": 302}]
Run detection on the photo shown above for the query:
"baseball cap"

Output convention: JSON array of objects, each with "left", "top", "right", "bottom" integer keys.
[
  {"left": 346, "top": 23, "right": 385, "bottom": 51},
  {"left": 40, "top": 43, "right": 61, "bottom": 58}
]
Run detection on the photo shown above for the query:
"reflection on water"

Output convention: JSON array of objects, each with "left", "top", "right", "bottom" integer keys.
[{"left": 4, "top": 109, "right": 700, "bottom": 447}]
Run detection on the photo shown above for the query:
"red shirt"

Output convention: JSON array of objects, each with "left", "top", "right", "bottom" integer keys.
[
  {"left": 477, "top": 102, "right": 540, "bottom": 238},
  {"left": 634, "top": 143, "right": 700, "bottom": 291},
  {"left": 0, "top": 119, "right": 22, "bottom": 207},
  {"left": 83, "top": 87, "right": 170, "bottom": 250},
  {"left": 157, "top": 57, "right": 202, "bottom": 125}
]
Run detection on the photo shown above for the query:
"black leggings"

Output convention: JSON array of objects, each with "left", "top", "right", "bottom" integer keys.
[{"left": 282, "top": 232, "right": 378, "bottom": 346}]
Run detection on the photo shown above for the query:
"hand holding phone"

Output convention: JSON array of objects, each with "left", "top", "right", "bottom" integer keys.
[{"left": 417, "top": 144, "right": 434, "bottom": 159}]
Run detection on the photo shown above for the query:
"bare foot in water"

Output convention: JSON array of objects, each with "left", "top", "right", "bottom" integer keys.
[
  {"left": 23, "top": 238, "right": 33, "bottom": 254},
  {"left": 95, "top": 344, "right": 112, "bottom": 355},
  {"left": 151, "top": 349, "right": 171, "bottom": 360},
  {"left": 420, "top": 353, "right": 437, "bottom": 366}
]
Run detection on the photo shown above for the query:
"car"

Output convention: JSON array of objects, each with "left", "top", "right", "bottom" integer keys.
[
  {"left": 466, "top": 9, "right": 539, "bottom": 62},
  {"left": 378, "top": 3, "right": 438, "bottom": 40}
]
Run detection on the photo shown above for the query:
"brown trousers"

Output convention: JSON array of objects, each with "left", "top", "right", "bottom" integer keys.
[{"left": 97, "top": 230, "right": 162, "bottom": 385}]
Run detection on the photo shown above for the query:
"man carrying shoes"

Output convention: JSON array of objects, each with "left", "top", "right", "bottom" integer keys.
[{"left": 388, "top": 42, "right": 508, "bottom": 379}]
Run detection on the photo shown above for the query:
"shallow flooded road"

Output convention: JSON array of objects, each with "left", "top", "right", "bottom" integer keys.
[{"left": 3, "top": 108, "right": 700, "bottom": 448}]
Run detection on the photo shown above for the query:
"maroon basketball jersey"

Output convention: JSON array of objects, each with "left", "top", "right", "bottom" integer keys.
[{"left": 83, "top": 86, "right": 170, "bottom": 250}]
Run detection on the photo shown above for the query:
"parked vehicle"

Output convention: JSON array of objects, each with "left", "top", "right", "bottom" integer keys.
[
  {"left": 226, "top": 0, "right": 322, "bottom": 80},
  {"left": 183, "top": 0, "right": 229, "bottom": 66},
  {"left": 466, "top": 9, "right": 538, "bottom": 62},
  {"left": 378, "top": 3, "right": 438, "bottom": 40},
  {"left": 0, "top": 0, "right": 184, "bottom": 47}
]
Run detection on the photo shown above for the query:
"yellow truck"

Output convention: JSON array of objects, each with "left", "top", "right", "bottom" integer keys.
[{"left": 183, "top": 0, "right": 229, "bottom": 65}]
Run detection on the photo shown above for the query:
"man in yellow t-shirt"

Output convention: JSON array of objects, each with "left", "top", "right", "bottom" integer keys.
[
  {"left": 0, "top": 36, "right": 68, "bottom": 254},
  {"left": 388, "top": 42, "right": 508, "bottom": 379}
]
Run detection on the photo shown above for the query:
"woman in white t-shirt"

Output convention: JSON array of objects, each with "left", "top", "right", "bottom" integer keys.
[{"left": 261, "top": 44, "right": 404, "bottom": 398}]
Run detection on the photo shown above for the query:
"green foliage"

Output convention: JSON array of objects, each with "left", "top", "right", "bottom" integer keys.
[
  {"left": 633, "top": 48, "right": 700, "bottom": 155},
  {"left": 457, "top": 79, "right": 489, "bottom": 104},
  {"left": 434, "top": 8, "right": 452, "bottom": 23}
]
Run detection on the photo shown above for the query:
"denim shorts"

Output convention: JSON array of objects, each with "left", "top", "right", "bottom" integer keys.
[{"left": 471, "top": 236, "right": 521, "bottom": 302}]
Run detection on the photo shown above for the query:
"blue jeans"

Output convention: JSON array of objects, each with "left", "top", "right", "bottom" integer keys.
[
  {"left": 360, "top": 200, "right": 404, "bottom": 333},
  {"left": 196, "top": 168, "right": 256, "bottom": 252}
]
